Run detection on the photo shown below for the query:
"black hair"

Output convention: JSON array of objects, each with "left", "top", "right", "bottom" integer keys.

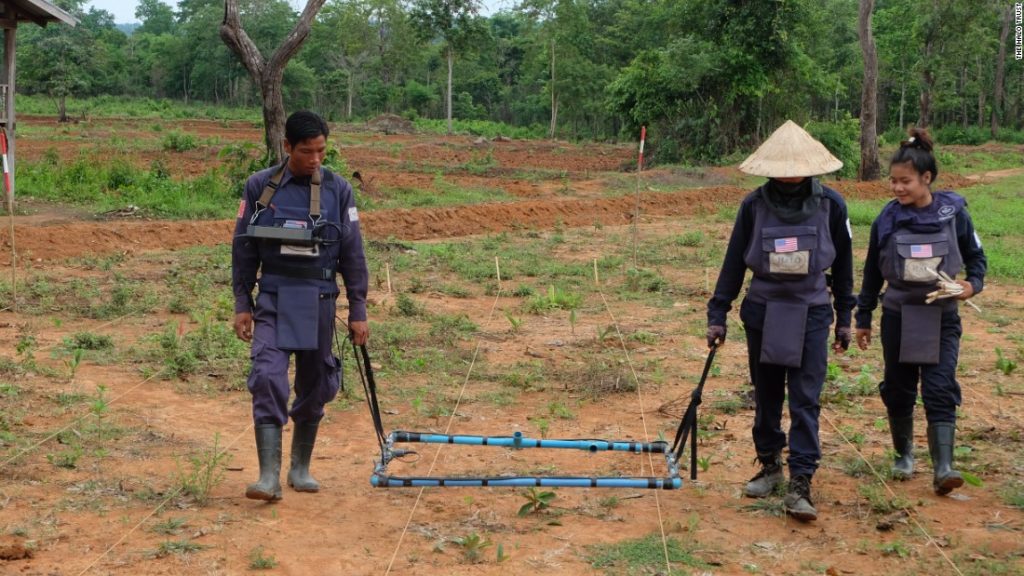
[
  {"left": 285, "top": 111, "right": 330, "bottom": 146},
  {"left": 890, "top": 127, "right": 937, "bottom": 181}
]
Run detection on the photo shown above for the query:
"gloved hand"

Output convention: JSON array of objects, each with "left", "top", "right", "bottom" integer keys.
[
  {"left": 833, "top": 326, "right": 852, "bottom": 353},
  {"left": 706, "top": 325, "right": 726, "bottom": 348}
]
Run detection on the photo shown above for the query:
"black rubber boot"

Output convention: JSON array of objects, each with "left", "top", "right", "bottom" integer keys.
[
  {"left": 287, "top": 421, "right": 321, "bottom": 492},
  {"left": 928, "top": 422, "right": 963, "bottom": 496},
  {"left": 246, "top": 424, "right": 282, "bottom": 501},
  {"left": 889, "top": 414, "right": 915, "bottom": 480}
]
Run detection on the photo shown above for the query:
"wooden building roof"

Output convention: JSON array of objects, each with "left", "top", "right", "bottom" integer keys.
[{"left": 1, "top": 0, "right": 77, "bottom": 28}]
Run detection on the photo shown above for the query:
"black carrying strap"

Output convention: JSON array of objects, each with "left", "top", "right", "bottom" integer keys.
[
  {"left": 352, "top": 341, "right": 387, "bottom": 452},
  {"left": 670, "top": 344, "right": 718, "bottom": 480},
  {"left": 255, "top": 157, "right": 322, "bottom": 221},
  {"left": 260, "top": 263, "right": 335, "bottom": 281}
]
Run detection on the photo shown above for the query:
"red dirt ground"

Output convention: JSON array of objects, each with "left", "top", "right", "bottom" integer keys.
[{"left": 0, "top": 117, "right": 1021, "bottom": 576}]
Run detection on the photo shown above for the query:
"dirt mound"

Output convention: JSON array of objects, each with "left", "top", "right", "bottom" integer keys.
[{"left": 366, "top": 114, "right": 415, "bottom": 135}]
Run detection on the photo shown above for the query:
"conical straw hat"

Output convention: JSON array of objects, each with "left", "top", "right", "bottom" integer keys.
[{"left": 738, "top": 120, "right": 843, "bottom": 177}]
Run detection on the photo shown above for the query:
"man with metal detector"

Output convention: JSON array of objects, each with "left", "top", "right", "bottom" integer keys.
[
  {"left": 232, "top": 110, "right": 369, "bottom": 501},
  {"left": 705, "top": 121, "right": 854, "bottom": 521}
]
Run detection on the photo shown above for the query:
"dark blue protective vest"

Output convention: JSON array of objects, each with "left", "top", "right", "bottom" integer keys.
[
  {"left": 877, "top": 207, "right": 963, "bottom": 312},
  {"left": 251, "top": 168, "right": 345, "bottom": 297},
  {"left": 743, "top": 188, "right": 836, "bottom": 307}
]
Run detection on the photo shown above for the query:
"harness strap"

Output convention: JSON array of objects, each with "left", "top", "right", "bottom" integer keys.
[
  {"left": 255, "top": 158, "right": 322, "bottom": 222},
  {"left": 261, "top": 263, "right": 335, "bottom": 281},
  {"left": 257, "top": 160, "right": 287, "bottom": 210},
  {"left": 310, "top": 165, "right": 321, "bottom": 221}
]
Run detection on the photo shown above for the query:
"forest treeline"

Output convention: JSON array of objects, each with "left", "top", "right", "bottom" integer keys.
[{"left": 17, "top": 0, "right": 1024, "bottom": 167}]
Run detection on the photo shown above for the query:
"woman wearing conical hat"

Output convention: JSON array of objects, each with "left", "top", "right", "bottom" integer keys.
[{"left": 705, "top": 120, "right": 855, "bottom": 522}]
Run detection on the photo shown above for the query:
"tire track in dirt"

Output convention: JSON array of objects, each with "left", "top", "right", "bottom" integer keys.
[{"left": 0, "top": 175, "right": 980, "bottom": 262}]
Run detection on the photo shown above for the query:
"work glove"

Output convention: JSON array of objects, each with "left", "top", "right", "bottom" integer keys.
[
  {"left": 833, "top": 326, "right": 852, "bottom": 352},
  {"left": 706, "top": 325, "right": 726, "bottom": 348}
]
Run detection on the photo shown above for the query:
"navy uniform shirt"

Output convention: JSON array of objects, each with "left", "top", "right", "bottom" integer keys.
[
  {"left": 707, "top": 184, "right": 855, "bottom": 328},
  {"left": 231, "top": 163, "right": 369, "bottom": 321}
]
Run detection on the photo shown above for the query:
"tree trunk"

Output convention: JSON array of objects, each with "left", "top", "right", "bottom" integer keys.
[
  {"left": 857, "top": 0, "right": 880, "bottom": 181},
  {"left": 899, "top": 77, "right": 906, "bottom": 129},
  {"left": 548, "top": 38, "right": 556, "bottom": 139},
  {"left": 220, "top": 0, "right": 326, "bottom": 163},
  {"left": 991, "top": 4, "right": 1011, "bottom": 138},
  {"left": 346, "top": 71, "right": 354, "bottom": 119},
  {"left": 960, "top": 65, "right": 968, "bottom": 129},
  {"left": 446, "top": 46, "right": 453, "bottom": 135},
  {"left": 919, "top": 38, "right": 934, "bottom": 128},
  {"left": 57, "top": 93, "right": 68, "bottom": 123},
  {"left": 976, "top": 57, "right": 984, "bottom": 127}
]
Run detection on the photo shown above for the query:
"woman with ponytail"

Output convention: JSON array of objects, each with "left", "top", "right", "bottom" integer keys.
[{"left": 855, "top": 128, "right": 986, "bottom": 495}]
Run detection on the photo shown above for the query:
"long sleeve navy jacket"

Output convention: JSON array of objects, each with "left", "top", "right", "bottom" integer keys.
[{"left": 707, "top": 185, "right": 855, "bottom": 329}]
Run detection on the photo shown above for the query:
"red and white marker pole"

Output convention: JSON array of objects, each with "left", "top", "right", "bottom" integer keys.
[
  {"left": 0, "top": 128, "right": 11, "bottom": 205},
  {"left": 638, "top": 125, "right": 646, "bottom": 172}
]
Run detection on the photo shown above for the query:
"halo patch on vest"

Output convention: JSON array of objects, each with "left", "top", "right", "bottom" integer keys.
[
  {"left": 938, "top": 205, "right": 956, "bottom": 220},
  {"left": 348, "top": 207, "right": 359, "bottom": 222}
]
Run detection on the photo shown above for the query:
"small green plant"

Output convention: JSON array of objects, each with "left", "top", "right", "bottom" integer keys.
[
  {"left": 394, "top": 293, "right": 423, "bottom": 317},
  {"left": 151, "top": 517, "right": 187, "bottom": 535},
  {"left": 249, "top": 546, "right": 278, "bottom": 569},
  {"left": 495, "top": 542, "right": 510, "bottom": 563},
  {"left": 153, "top": 539, "right": 208, "bottom": 558},
  {"left": 161, "top": 130, "right": 198, "bottom": 152},
  {"left": 175, "top": 434, "right": 231, "bottom": 506},
  {"left": 547, "top": 400, "right": 574, "bottom": 419},
  {"left": 64, "top": 348, "right": 84, "bottom": 382},
  {"left": 995, "top": 348, "right": 1017, "bottom": 376},
  {"left": 525, "top": 285, "right": 581, "bottom": 313},
  {"left": 518, "top": 487, "right": 557, "bottom": 516},
  {"left": 532, "top": 417, "right": 550, "bottom": 438},
  {"left": 697, "top": 455, "right": 711, "bottom": 472},
  {"left": 453, "top": 532, "right": 492, "bottom": 563},
  {"left": 879, "top": 540, "right": 910, "bottom": 558},
  {"left": 504, "top": 311, "right": 523, "bottom": 334},
  {"left": 569, "top": 309, "right": 577, "bottom": 335},
  {"left": 858, "top": 483, "right": 912, "bottom": 514},
  {"left": 47, "top": 445, "right": 84, "bottom": 469}
]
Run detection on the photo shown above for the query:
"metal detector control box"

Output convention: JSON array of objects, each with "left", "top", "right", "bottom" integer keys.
[{"left": 246, "top": 225, "right": 316, "bottom": 246}]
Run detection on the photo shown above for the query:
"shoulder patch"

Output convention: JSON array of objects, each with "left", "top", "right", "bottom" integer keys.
[
  {"left": 938, "top": 205, "right": 956, "bottom": 220},
  {"left": 348, "top": 206, "right": 359, "bottom": 222},
  {"left": 236, "top": 199, "right": 246, "bottom": 219}
]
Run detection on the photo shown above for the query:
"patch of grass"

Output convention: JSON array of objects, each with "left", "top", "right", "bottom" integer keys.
[
  {"left": 151, "top": 517, "right": 187, "bottom": 535},
  {"left": 1000, "top": 479, "right": 1024, "bottom": 509},
  {"left": 452, "top": 532, "right": 492, "bottom": 563},
  {"left": 525, "top": 285, "right": 582, "bottom": 313},
  {"left": 175, "top": 434, "right": 231, "bottom": 506},
  {"left": 858, "top": 482, "right": 912, "bottom": 514},
  {"left": 249, "top": 546, "right": 278, "bottom": 569},
  {"left": 152, "top": 539, "right": 208, "bottom": 558},
  {"left": 587, "top": 533, "right": 706, "bottom": 575}
]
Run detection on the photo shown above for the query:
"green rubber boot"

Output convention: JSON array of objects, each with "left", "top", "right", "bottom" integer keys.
[
  {"left": 287, "top": 421, "right": 321, "bottom": 492},
  {"left": 889, "top": 414, "right": 915, "bottom": 480},
  {"left": 246, "top": 424, "right": 282, "bottom": 501},
  {"left": 928, "top": 422, "right": 964, "bottom": 496}
]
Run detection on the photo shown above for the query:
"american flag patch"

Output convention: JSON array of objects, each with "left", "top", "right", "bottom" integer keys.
[
  {"left": 910, "top": 244, "right": 933, "bottom": 258},
  {"left": 774, "top": 237, "right": 798, "bottom": 253},
  {"left": 236, "top": 199, "right": 246, "bottom": 219}
]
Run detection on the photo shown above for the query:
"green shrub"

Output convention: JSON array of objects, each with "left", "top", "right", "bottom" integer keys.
[{"left": 805, "top": 116, "right": 859, "bottom": 179}]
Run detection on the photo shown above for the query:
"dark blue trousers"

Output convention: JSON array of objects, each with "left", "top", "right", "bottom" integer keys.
[
  {"left": 879, "top": 307, "right": 961, "bottom": 424},
  {"left": 741, "top": 300, "right": 833, "bottom": 477},
  {"left": 248, "top": 291, "right": 341, "bottom": 426}
]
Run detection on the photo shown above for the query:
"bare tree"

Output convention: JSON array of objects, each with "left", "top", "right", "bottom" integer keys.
[
  {"left": 220, "top": 0, "right": 326, "bottom": 163},
  {"left": 991, "top": 4, "right": 1012, "bottom": 138},
  {"left": 858, "top": 0, "right": 880, "bottom": 180}
]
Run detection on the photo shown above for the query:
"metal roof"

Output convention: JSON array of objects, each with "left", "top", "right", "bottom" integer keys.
[{"left": 1, "top": 0, "right": 78, "bottom": 27}]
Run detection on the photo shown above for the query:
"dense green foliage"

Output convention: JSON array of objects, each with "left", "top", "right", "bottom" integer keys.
[{"left": 15, "top": 0, "right": 1024, "bottom": 162}]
